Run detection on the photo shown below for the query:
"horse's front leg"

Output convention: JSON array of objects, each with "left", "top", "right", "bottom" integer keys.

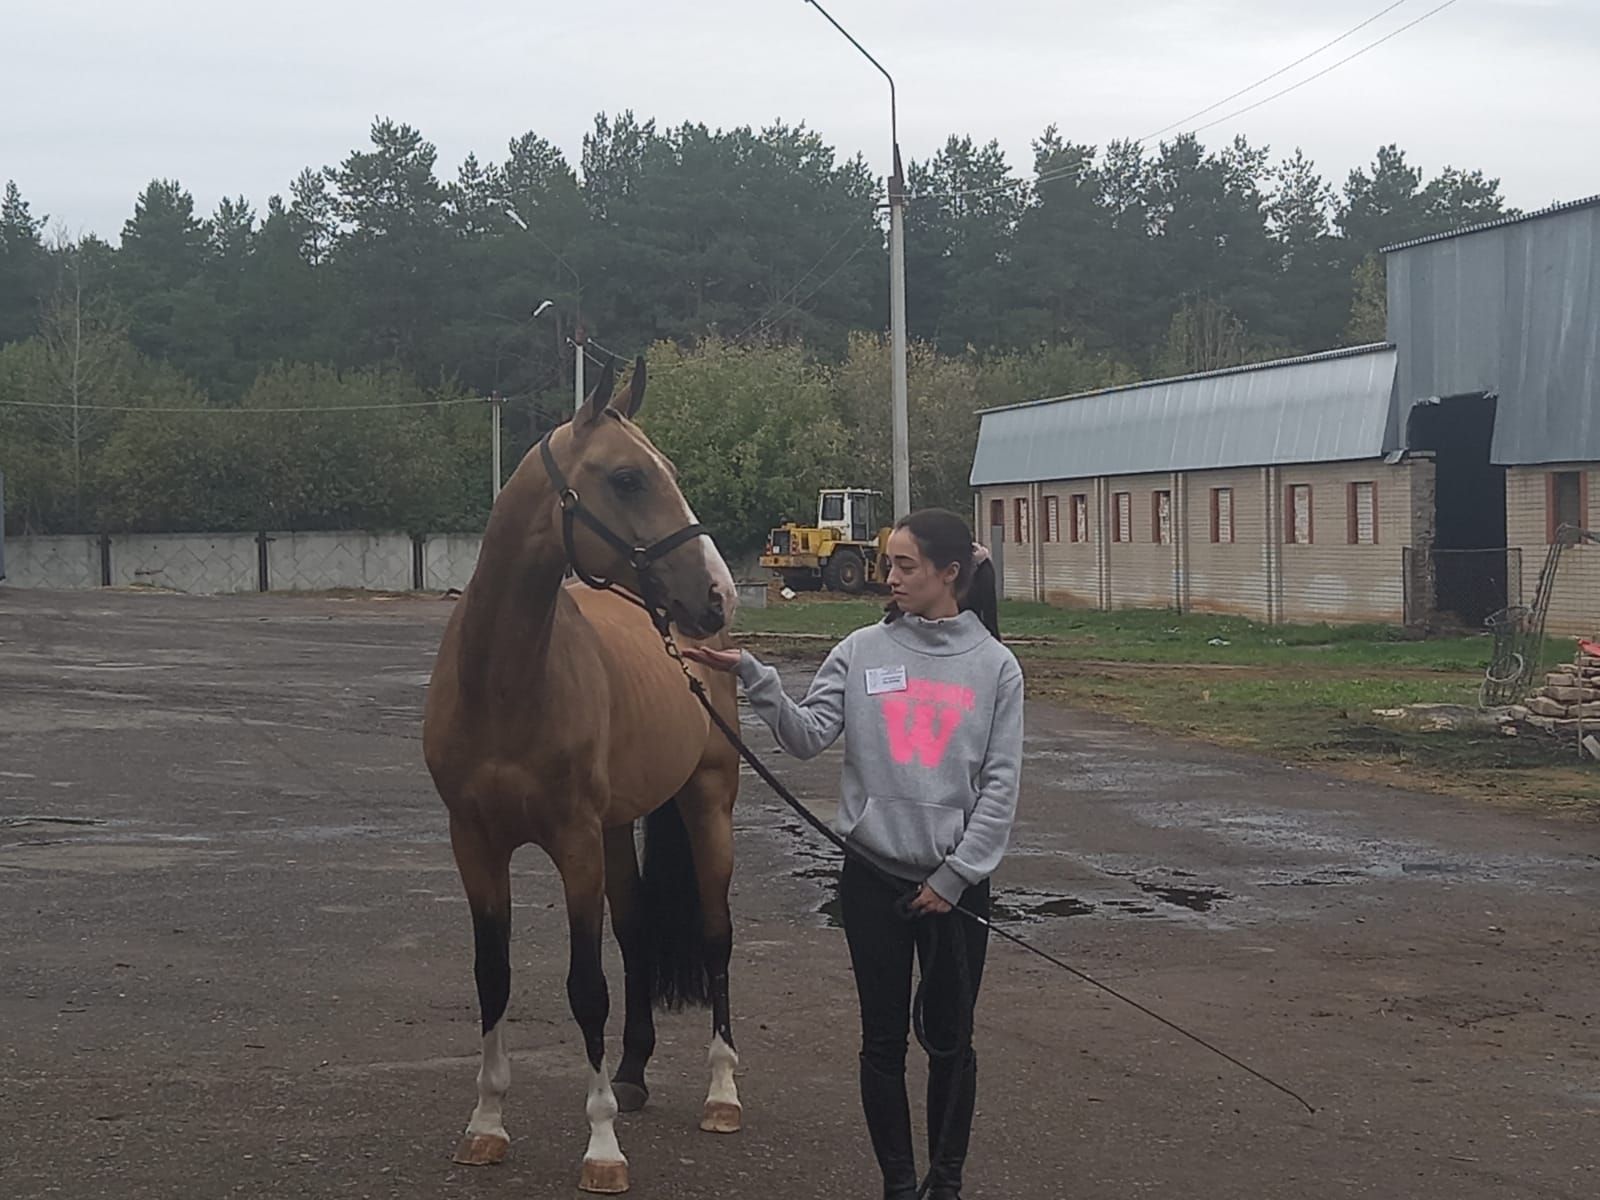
[
  {"left": 679, "top": 773, "right": 742, "bottom": 1135},
  {"left": 561, "top": 833, "right": 630, "bottom": 1194},
  {"left": 448, "top": 815, "right": 514, "bottom": 1166}
]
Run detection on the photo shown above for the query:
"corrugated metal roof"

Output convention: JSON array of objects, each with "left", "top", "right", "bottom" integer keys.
[
  {"left": 1380, "top": 194, "right": 1600, "bottom": 254},
  {"left": 971, "top": 345, "right": 1398, "bottom": 487},
  {"left": 1388, "top": 197, "right": 1600, "bottom": 464}
]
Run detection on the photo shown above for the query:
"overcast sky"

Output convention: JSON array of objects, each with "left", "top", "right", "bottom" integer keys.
[{"left": 3, "top": 0, "right": 1594, "bottom": 239}]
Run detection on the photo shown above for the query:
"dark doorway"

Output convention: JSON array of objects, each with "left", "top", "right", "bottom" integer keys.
[{"left": 1407, "top": 393, "right": 1508, "bottom": 625}]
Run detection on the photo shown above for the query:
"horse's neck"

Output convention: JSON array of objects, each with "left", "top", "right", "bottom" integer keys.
[{"left": 457, "top": 471, "right": 568, "bottom": 703}]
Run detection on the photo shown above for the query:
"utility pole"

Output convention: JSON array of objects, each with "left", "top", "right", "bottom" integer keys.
[
  {"left": 805, "top": 0, "right": 910, "bottom": 519},
  {"left": 573, "top": 324, "right": 586, "bottom": 414},
  {"left": 490, "top": 390, "right": 504, "bottom": 498}
]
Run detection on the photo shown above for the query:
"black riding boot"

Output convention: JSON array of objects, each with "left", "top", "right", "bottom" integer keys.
[
  {"left": 925, "top": 1048, "right": 977, "bottom": 1200},
  {"left": 860, "top": 1055, "right": 918, "bottom": 1199}
]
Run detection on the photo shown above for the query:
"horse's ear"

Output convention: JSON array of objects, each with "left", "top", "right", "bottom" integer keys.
[
  {"left": 579, "top": 357, "right": 616, "bottom": 425},
  {"left": 617, "top": 355, "right": 646, "bottom": 419}
]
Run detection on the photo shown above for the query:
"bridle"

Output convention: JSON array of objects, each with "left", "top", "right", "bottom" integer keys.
[{"left": 537, "top": 427, "right": 709, "bottom": 628}]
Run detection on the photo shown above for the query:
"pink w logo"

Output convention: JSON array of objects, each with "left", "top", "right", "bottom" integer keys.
[{"left": 881, "top": 697, "right": 967, "bottom": 769}]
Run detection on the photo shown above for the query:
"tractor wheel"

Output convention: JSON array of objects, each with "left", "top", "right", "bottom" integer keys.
[{"left": 825, "top": 549, "right": 866, "bottom": 594}]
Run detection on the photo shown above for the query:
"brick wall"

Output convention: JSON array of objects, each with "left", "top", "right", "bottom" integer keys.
[
  {"left": 1276, "top": 461, "right": 1413, "bottom": 624},
  {"left": 977, "top": 456, "right": 1425, "bottom": 624},
  {"left": 1181, "top": 468, "right": 1270, "bottom": 620},
  {"left": 1037, "top": 478, "right": 1100, "bottom": 607},
  {"left": 1507, "top": 465, "right": 1600, "bottom": 638},
  {"left": 1102, "top": 472, "right": 1179, "bottom": 609}
]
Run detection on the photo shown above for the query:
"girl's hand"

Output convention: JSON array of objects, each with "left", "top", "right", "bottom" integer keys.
[
  {"left": 682, "top": 646, "right": 742, "bottom": 673},
  {"left": 907, "top": 883, "right": 953, "bottom": 916}
]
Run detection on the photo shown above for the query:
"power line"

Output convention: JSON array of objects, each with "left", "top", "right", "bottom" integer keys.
[
  {"left": 0, "top": 396, "right": 490, "bottom": 415},
  {"left": 1135, "top": 0, "right": 1414, "bottom": 144},
  {"left": 1188, "top": 0, "right": 1461, "bottom": 137},
  {"left": 907, "top": 0, "right": 1456, "bottom": 206},
  {"left": 730, "top": 222, "right": 871, "bottom": 343},
  {"left": 737, "top": 234, "right": 879, "bottom": 343}
]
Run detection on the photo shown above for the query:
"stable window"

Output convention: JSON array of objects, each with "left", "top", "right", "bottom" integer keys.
[
  {"left": 1348, "top": 481, "right": 1377, "bottom": 545},
  {"left": 989, "top": 498, "right": 1005, "bottom": 536},
  {"left": 1152, "top": 490, "right": 1173, "bottom": 545},
  {"left": 1210, "top": 487, "right": 1234, "bottom": 544},
  {"left": 1286, "top": 484, "right": 1313, "bottom": 545},
  {"left": 1070, "top": 494, "right": 1090, "bottom": 543},
  {"left": 1548, "top": 471, "right": 1587, "bottom": 542},
  {"left": 1043, "top": 495, "right": 1060, "bottom": 543},
  {"left": 1014, "top": 498, "right": 1031, "bottom": 544},
  {"left": 1113, "top": 492, "right": 1132, "bottom": 543}
]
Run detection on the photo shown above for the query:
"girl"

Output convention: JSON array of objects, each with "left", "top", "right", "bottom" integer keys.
[{"left": 686, "top": 507, "right": 1024, "bottom": 1200}]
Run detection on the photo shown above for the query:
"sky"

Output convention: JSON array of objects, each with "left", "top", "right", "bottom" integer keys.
[{"left": 2, "top": 0, "right": 1595, "bottom": 239}]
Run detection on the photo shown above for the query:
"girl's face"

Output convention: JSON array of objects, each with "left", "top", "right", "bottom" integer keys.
[{"left": 885, "top": 527, "right": 961, "bottom": 619}]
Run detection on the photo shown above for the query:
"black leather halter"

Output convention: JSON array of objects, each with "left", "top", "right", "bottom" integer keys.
[{"left": 537, "top": 429, "right": 709, "bottom": 613}]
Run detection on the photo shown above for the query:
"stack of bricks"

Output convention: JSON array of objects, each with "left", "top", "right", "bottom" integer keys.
[{"left": 1512, "top": 650, "right": 1600, "bottom": 735}]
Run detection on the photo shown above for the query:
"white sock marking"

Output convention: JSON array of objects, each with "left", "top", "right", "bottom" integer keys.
[
  {"left": 465, "top": 1021, "right": 511, "bottom": 1140},
  {"left": 706, "top": 1034, "right": 741, "bottom": 1109},
  {"left": 584, "top": 1056, "right": 626, "bottom": 1165}
]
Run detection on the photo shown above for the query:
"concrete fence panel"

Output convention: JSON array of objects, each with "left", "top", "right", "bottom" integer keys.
[
  {"left": 3, "top": 535, "right": 102, "bottom": 589},
  {"left": 266, "top": 531, "right": 414, "bottom": 592},
  {"left": 112, "top": 532, "right": 260, "bottom": 593},
  {"left": 422, "top": 534, "right": 482, "bottom": 593}
]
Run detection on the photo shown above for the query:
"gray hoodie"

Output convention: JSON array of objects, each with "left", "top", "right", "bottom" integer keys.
[{"left": 737, "top": 611, "right": 1024, "bottom": 904}]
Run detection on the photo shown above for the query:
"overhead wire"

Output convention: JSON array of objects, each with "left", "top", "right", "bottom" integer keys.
[
  {"left": 1135, "top": 0, "right": 1414, "bottom": 144},
  {"left": 905, "top": 0, "right": 1460, "bottom": 206},
  {"left": 0, "top": 395, "right": 492, "bottom": 415}
]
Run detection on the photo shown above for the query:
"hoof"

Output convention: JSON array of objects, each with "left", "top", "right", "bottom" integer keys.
[
  {"left": 700, "top": 1100, "right": 742, "bottom": 1134},
  {"left": 612, "top": 1079, "right": 649, "bottom": 1113},
  {"left": 452, "top": 1132, "right": 509, "bottom": 1166},
  {"left": 579, "top": 1158, "right": 630, "bottom": 1194}
]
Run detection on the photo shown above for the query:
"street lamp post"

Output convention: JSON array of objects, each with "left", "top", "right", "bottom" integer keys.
[
  {"left": 804, "top": 0, "right": 910, "bottom": 520},
  {"left": 506, "top": 210, "right": 585, "bottom": 414}
]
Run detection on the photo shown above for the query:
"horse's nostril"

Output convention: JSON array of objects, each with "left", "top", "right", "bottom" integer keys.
[{"left": 707, "top": 589, "right": 726, "bottom": 618}]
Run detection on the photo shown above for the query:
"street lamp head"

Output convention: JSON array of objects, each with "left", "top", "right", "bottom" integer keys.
[{"left": 532, "top": 299, "right": 555, "bottom": 319}]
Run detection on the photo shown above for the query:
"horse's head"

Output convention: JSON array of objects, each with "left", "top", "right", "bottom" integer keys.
[{"left": 554, "top": 356, "right": 736, "bottom": 638}]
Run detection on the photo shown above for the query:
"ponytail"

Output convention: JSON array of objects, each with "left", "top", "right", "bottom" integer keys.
[{"left": 963, "top": 555, "right": 1001, "bottom": 641}]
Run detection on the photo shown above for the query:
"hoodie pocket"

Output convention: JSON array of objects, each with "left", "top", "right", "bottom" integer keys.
[{"left": 846, "top": 795, "right": 968, "bottom": 870}]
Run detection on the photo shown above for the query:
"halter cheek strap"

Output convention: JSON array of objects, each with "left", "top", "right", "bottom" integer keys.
[{"left": 538, "top": 431, "right": 709, "bottom": 601}]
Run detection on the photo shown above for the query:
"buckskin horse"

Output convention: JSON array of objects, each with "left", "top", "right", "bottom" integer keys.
[{"left": 422, "top": 358, "right": 742, "bottom": 1194}]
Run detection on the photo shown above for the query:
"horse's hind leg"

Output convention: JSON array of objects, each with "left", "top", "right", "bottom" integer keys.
[
  {"left": 559, "top": 828, "right": 630, "bottom": 1194},
  {"left": 448, "top": 815, "right": 514, "bottom": 1166},
  {"left": 604, "top": 823, "right": 655, "bottom": 1113},
  {"left": 678, "top": 766, "right": 743, "bottom": 1135}
]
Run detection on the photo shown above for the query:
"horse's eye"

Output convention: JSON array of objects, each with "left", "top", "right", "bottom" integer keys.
[{"left": 610, "top": 469, "right": 646, "bottom": 496}]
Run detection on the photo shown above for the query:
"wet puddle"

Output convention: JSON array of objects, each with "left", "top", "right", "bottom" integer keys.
[{"left": 803, "top": 869, "right": 1230, "bottom": 928}]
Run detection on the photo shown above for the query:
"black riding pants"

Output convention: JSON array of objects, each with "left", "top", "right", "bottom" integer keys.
[{"left": 839, "top": 856, "right": 991, "bottom": 1074}]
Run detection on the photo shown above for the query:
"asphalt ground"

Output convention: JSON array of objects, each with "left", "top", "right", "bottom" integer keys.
[{"left": 1, "top": 588, "right": 1596, "bottom": 1199}]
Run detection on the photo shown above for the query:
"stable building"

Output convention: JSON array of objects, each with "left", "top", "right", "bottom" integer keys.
[{"left": 971, "top": 195, "right": 1600, "bottom": 635}]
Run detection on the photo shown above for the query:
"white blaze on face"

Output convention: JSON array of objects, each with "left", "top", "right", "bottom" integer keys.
[{"left": 633, "top": 426, "right": 738, "bottom": 623}]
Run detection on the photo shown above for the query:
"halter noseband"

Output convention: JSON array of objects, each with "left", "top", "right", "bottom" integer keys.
[{"left": 537, "top": 430, "right": 709, "bottom": 614}]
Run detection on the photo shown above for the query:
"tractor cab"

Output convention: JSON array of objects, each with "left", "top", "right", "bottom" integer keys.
[{"left": 818, "top": 489, "right": 879, "bottom": 544}]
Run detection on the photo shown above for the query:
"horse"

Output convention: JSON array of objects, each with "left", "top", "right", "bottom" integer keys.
[{"left": 422, "top": 357, "right": 743, "bottom": 1194}]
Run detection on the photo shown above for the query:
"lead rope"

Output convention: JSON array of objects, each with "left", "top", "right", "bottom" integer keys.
[{"left": 649, "top": 610, "right": 1317, "bottom": 1120}]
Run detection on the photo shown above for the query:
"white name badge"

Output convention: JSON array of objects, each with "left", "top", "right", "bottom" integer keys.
[{"left": 865, "top": 666, "right": 908, "bottom": 696}]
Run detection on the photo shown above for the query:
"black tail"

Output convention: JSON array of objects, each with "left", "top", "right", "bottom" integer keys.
[{"left": 640, "top": 796, "right": 711, "bottom": 1010}]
